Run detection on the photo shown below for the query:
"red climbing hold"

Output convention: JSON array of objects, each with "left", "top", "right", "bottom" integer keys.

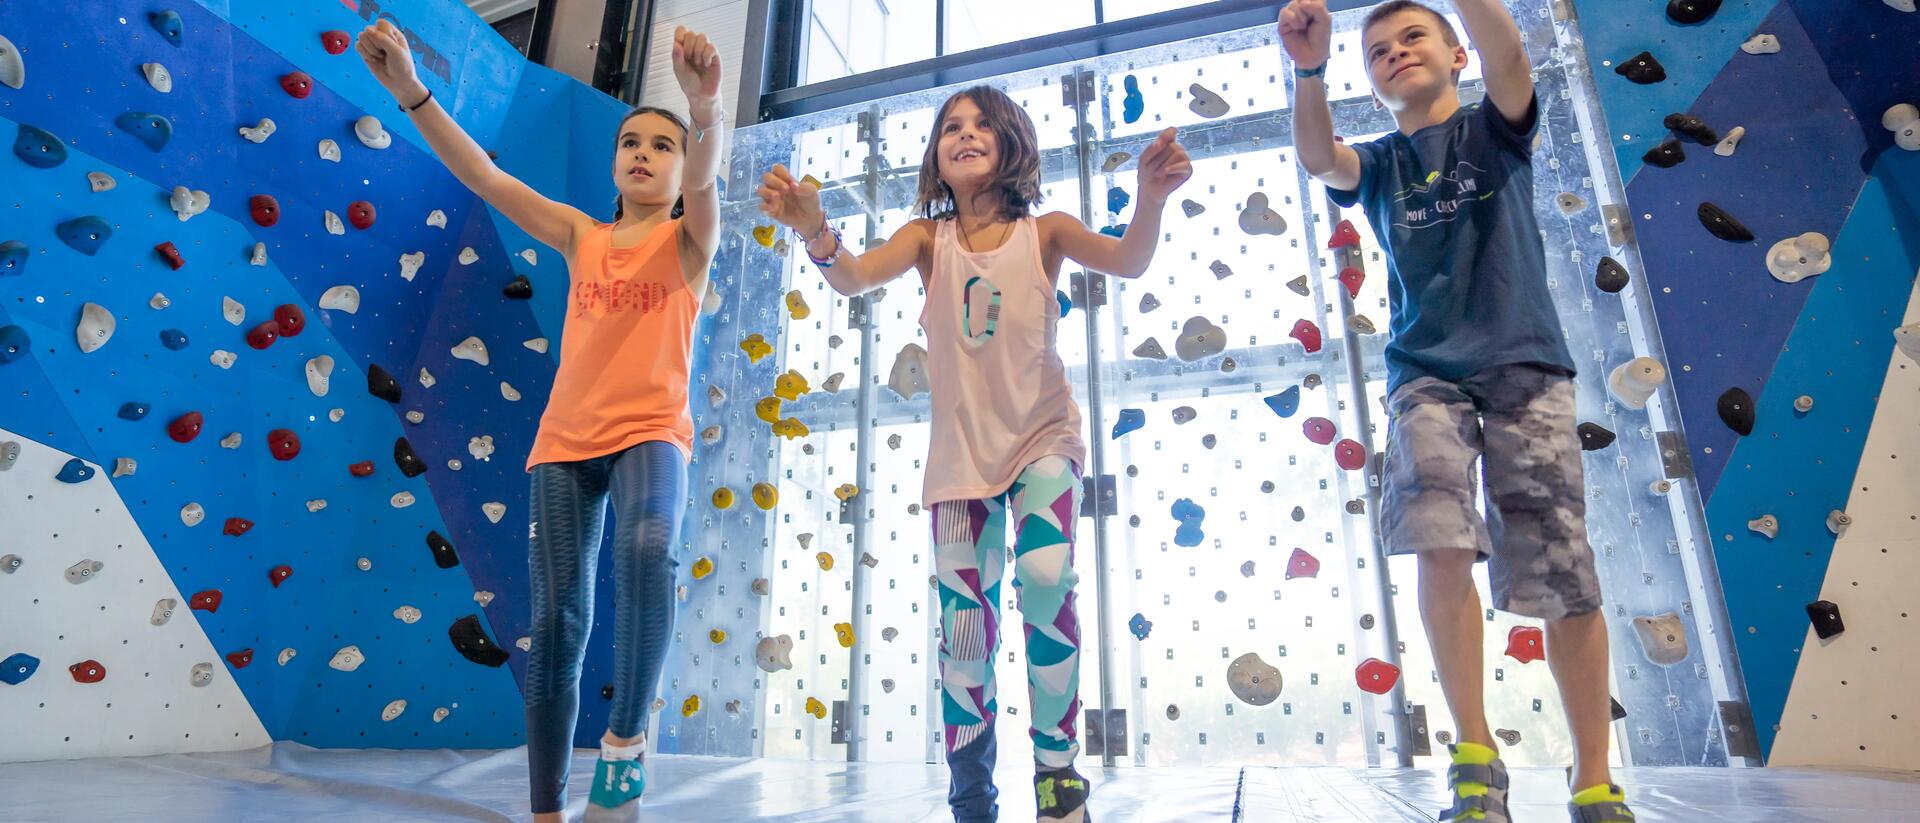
[
  {"left": 274, "top": 304, "right": 305, "bottom": 337},
  {"left": 69, "top": 659, "right": 106, "bottom": 683},
  {"left": 1289, "top": 318, "right": 1322, "bottom": 354},
  {"left": 226, "top": 648, "right": 254, "bottom": 668},
  {"left": 348, "top": 460, "right": 375, "bottom": 477},
  {"left": 245, "top": 321, "right": 279, "bottom": 350},
  {"left": 1506, "top": 625, "right": 1544, "bottom": 664},
  {"left": 249, "top": 194, "right": 280, "bottom": 227},
  {"left": 155, "top": 241, "right": 185, "bottom": 270},
  {"left": 168, "top": 410, "right": 204, "bottom": 443},
  {"left": 1302, "top": 416, "right": 1337, "bottom": 446},
  {"left": 320, "top": 30, "right": 351, "bottom": 55},
  {"left": 1328, "top": 219, "right": 1361, "bottom": 249},
  {"left": 223, "top": 517, "right": 254, "bottom": 537},
  {"left": 1334, "top": 438, "right": 1366, "bottom": 471},
  {"left": 280, "top": 71, "right": 314, "bottom": 99},
  {"left": 346, "top": 200, "right": 376, "bottom": 230},
  {"left": 268, "top": 564, "right": 292, "bottom": 587},
  {"left": 1355, "top": 658, "right": 1400, "bottom": 694},
  {"left": 1337, "top": 267, "right": 1364, "bottom": 299},
  {"left": 189, "top": 589, "right": 223, "bottom": 612},
  {"left": 267, "top": 428, "right": 300, "bottom": 460},
  {"left": 1286, "top": 547, "right": 1321, "bottom": 579}
]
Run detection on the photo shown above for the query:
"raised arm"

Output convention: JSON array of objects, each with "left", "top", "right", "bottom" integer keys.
[
  {"left": 757, "top": 164, "right": 927, "bottom": 296},
  {"left": 358, "top": 20, "right": 592, "bottom": 255},
  {"left": 669, "top": 26, "right": 726, "bottom": 267},
  {"left": 1445, "top": 0, "right": 1535, "bottom": 126},
  {"left": 1281, "top": 0, "right": 1361, "bottom": 190},
  {"left": 1046, "top": 127, "right": 1192, "bottom": 279}
]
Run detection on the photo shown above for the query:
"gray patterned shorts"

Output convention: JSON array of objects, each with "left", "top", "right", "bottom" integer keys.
[{"left": 1381, "top": 363, "right": 1602, "bottom": 619}]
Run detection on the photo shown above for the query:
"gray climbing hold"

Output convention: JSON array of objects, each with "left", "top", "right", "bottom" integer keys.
[
  {"left": 239, "top": 118, "right": 276, "bottom": 143},
  {"left": 250, "top": 243, "right": 267, "bottom": 266},
  {"left": 190, "top": 662, "right": 214, "bottom": 687},
  {"left": 1237, "top": 192, "right": 1286, "bottom": 235},
  {"left": 1898, "top": 322, "right": 1920, "bottom": 363},
  {"left": 1187, "top": 83, "right": 1230, "bottom": 118},
  {"left": 1747, "top": 514, "right": 1780, "bottom": 539},
  {"left": 64, "top": 559, "right": 103, "bottom": 584},
  {"left": 1171, "top": 406, "right": 1196, "bottom": 424},
  {"left": 76, "top": 302, "right": 115, "bottom": 353},
  {"left": 141, "top": 62, "right": 173, "bottom": 93},
  {"left": 0, "top": 34, "right": 22, "bottom": 89},
  {"left": 1101, "top": 151, "right": 1131, "bottom": 172},
  {"left": 151, "top": 597, "right": 177, "bottom": 625},
  {"left": 888, "top": 343, "right": 928, "bottom": 399},
  {"left": 354, "top": 115, "right": 391, "bottom": 150},
  {"left": 1180, "top": 199, "right": 1204, "bottom": 217},
  {"left": 87, "top": 171, "right": 115, "bottom": 192},
  {"left": 1286, "top": 275, "right": 1310, "bottom": 296},
  {"left": 1555, "top": 192, "right": 1587, "bottom": 215},
  {"left": 1226, "top": 652, "right": 1282, "bottom": 706},
  {"left": 1174, "top": 316, "right": 1226, "bottom": 361},
  {"left": 755, "top": 635, "right": 794, "bottom": 672},
  {"left": 1138, "top": 292, "right": 1161, "bottom": 313},
  {"left": 112, "top": 457, "right": 136, "bottom": 477},
  {"left": 1632, "top": 612, "right": 1688, "bottom": 665},
  {"left": 1132, "top": 337, "right": 1167, "bottom": 360},
  {"left": 0, "top": 440, "right": 18, "bottom": 471},
  {"left": 1209, "top": 260, "right": 1233, "bottom": 279},
  {"left": 0, "top": 554, "right": 20, "bottom": 573},
  {"left": 1826, "top": 509, "right": 1852, "bottom": 537},
  {"left": 1348, "top": 314, "right": 1376, "bottom": 335}
]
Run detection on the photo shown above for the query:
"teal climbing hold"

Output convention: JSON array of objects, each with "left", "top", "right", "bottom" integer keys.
[
  {"left": 1112, "top": 408, "right": 1145, "bottom": 438},
  {"left": 150, "top": 11, "right": 185, "bottom": 47},
  {"left": 1122, "top": 74, "right": 1144, "bottom": 124},
  {"left": 115, "top": 112, "right": 173, "bottom": 151},
  {"left": 12, "top": 124, "right": 66, "bottom": 168},
  {"left": 56, "top": 216, "right": 112, "bottom": 256},
  {"left": 0, "top": 324, "right": 28, "bottom": 365},
  {"left": 0, "top": 240, "right": 26, "bottom": 276}
]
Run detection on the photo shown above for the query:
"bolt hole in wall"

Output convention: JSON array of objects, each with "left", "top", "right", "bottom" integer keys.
[{"left": 702, "top": 0, "right": 1731, "bottom": 769}]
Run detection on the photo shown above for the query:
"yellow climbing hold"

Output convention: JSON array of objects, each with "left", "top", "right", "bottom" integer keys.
[
  {"left": 681, "top": 694, "right": 702, "bottom": 717},
  {"left": 709, "top": 628, "right": 727, "bottom": 644},
  {"left": 739, "top": 333, "right": 772, "bottom": 363},
  {"left": 691, "top": 556, "right": 714, "bottom": 579},
  {"left": 816, "top": 551, "right": 834, "bottom": 571},
  {"left": 751, "top": 224, "right": 776, "bottom": 247},
  {"left": 755, "top": 396, "right": 783, "bottom": 424},
  {"left": 833, "top": 483, "right": 860, "bottom": 502},
  {"left": 774, "top": 369, "right": 811, "bottom": 401},
  {"left": 805, "top": 696, "right": 827, "bottom": 718},
  {"left": 800, "top": 174, "right": 823, "bottom": 190},
  {"left": 771, "top": 417, "right": 810, "bottom": 440},
  {"left": 834, "top": 622, "right": 855, "bottom": 648},
  {"left": 751, "top": 481, "right": 779, "bottom": 510},
  {"left": 785, "top": 290, "right": 811, "bottom": 321},
  {"left": 712, "top": 487, "right": 735, "bottom": 510}
]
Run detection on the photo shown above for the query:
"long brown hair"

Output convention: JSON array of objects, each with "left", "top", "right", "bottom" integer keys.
[
  {"left": 914, "top": 86, "right": 1042, "bottom": 222},
  {"left": 611, "top": 106, "right": 686, "bottom": 221}
]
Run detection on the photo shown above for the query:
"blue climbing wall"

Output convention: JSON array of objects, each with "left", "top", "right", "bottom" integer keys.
[
  {"left": 1573, "top": 0, "right": 1920, "bottom": 761},
  {"left": 0, "top": 0, "right": 707, "bottom": 754}
]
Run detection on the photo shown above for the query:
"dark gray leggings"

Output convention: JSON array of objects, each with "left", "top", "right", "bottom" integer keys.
[{"left": 524, "top": 440, "right": 686, "bottom": 814}]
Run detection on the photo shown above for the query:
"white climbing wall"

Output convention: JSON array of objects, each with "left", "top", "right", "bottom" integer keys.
[
  {"left": 0, "top": 427, "right": 270, "bottom": 763},
  {"left": 1771, "top": 277, "right": 1920, "bottom": 769}
]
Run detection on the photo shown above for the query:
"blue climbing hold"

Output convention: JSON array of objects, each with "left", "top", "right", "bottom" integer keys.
[
  {"left": 1112, "top": 408, "right": 1145, "bottom": 439},
  {"left": 0, "top": 324, "right": 29, "bottom": 365},
  {"left": 56, "top": 216, "right": 112, "bottom": 256},
  {"left": 1129, "top": 613, "right": 1153, "bottom": 640},
  {"left": 1057, "top": 289, "right": 1072, "bottom": 318},
  {"left": 0, "top": 652, "right": 40, "bottom": 685},
  {"left": 12, "top": 124, "right": 66, "bottom": 169},
  {"left": 1171, "top": 498, "right": 1207, "bottom": 547},
  {"left": 1099, "top": 224, "right": 1126, "bottom": 238},
  {"left": 56, "top": 458, "right": 95, "bottom": 484},
  {"left": 117, "top": 402, "right": 150, "bottom": 420},
  {"left": 1107, "top": 186, "right": 1131, "bottom": 215},
  {"left": 0, "top": 240, "right": 27, "bottom": 276},
  {"left": 115, "top": 112, "right": 173, "bottom": 152},
  {"left": 159, "top": 329, "right": 189, "bottom": 351},
  {"left": 150, "top": 10, "right": 185, "bottom": 47},
  {"left": 1265, "top": 385, "right": 1300, "bottom": 418},
  {"left": 1122, "top": 74, "right": 1144, "bottom": 124}
]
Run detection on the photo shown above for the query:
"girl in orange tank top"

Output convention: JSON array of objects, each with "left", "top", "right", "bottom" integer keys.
[{"left": 359, "top": 21, "right": 725, "bottom": 822}]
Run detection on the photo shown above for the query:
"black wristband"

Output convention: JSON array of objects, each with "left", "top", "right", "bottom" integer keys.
[{"left": 402, "top": 87, "right": 432, "bottom": 112}]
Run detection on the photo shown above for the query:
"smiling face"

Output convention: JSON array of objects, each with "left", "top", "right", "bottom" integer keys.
[
  {"left": 936, "top": 95, "right": 997, "bottom": 194},
  {"left": 611, "top": 111, "right": 686, "bottom": 213},
  {"left": 1361, "top": 9, "right": 1468, "bottom": 111},
  {"left": 914, "top": 86, "right": 1041, "bottom": 220}
]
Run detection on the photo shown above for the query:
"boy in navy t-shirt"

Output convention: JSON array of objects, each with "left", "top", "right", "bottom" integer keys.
[{"left": 1280, "top": 1, "right": 1634, "bottom": 821}]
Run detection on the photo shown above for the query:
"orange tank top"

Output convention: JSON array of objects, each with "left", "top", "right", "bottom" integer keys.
[{"left": 525, "top": 219, "right": 698, "bottom": 470}]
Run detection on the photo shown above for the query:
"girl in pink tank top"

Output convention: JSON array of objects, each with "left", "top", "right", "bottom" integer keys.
[{"left": 758, "top": 85, "right": 1192, "bottom": 823}]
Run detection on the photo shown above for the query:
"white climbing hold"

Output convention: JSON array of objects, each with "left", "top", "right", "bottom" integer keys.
[
  {"left": 474, "top": 590, "right": 495, "bottom": 607},
  {"left": 356, "top": 557, "right": 372, "bottom": 571},
  {"left": 1886, "top": 0, "right": 1915, "bottom": 13},
  {"left": 399, "top": 251, "right": 425, "bottom": 281},
  {"left": 432, "top": 707, "right": 450, "bottom": 723},
  {"left": 1347, "top": 315, "right": 1376, "bottom": 335},
  {"left": 219, "top": 432, "right": 242, "bottom": 449},
  {"left": 482, "top": 502, "right": 506, "bottom": 523},
  {"left": 329, "top": 408, "right": 345, "bottom": 422},
  {"left": 699, "top": 425, "right": 723, "bottom": 445},
  {"left": 277, "top": 648, "right": 296, "bottom": 666},
  {"left": 76, "top": 302, "right": 115, "bottom": 353},
  {"left": 393, "top": 606, "right": 421, "bottom": 624},
  {"left": 708, "top": 384, "right": 726, "bottom": 406},
  {"left": 1747, "top": 514, "right": 1780, "bottom": 539},
  {"left": 419, "top": 367, "right": 437, "bottom": 388},
  {"left": 1894, "top": 322, "right": 1920, "bottom": 363},
  {"left": 519, "top": 249, "right": 537, "bottom": 265},
  {"left": 1632, "top": 612, "right": 1689, "bottom": 666},
  {"left": 447, "top": 459, "right": 462, "bottom": 471},
  {"left": 405, "top": 410, "right": 424, "bottom": 424},
  {"left": 317, "top": 138, "right": 341, "bottom": 162},
  {"left": 755, "top": 635, "right": 795, "bottom": 672},
  {"left": 1606, "top": 356, "right": 1667, "bottom": 409},
  {"left": 149, "top": 292, "right": 170, "bottom": 310},
  {"left": 524, "top": 337, "right": 549, "bottom": 354},
  {"left": 152, "top": 598, "right": 178, "bottom": 625},
  {"left": 1714, "top": 126, "right": 1745, "bottom": 157},
  {"left": 210, "top": 349, "right": 235, "bottom": 369},
  {"left": 1884, "top": 103, "right": 1920, "bottom": 151},
  {"left": 190, "top": 662, "right": 214, "bottom": 687},
  {"left": 88, "top": 171, "right": 116, "bottom": 192},
  {"left": 250, "top": 243, "right": 267, "bottom": 266},
  {"left": 169, "top": 186, "right": 210, "bottom": 221},
  {"left": 112, "top": 457, "right": 136, "bottom": 478},
  {"left": 888, "top": 343, "right": 930, "bottom": 400},
  {"left": 427, "top": 209, "right": 448, "bottom": 229},
  {"left": 354, "top": 115, "right": 392, "bottom": 150},
  {"left": 324, "top": 210, "right": 345, "bottom": 235},
  {"left": 305, "top": 499, "right": 326, "bottom": 512},
  {"left": 239, "top": 118, "right": 276, "bottom": 143},
  {"left": 180, "top": 502, "right": 205, "bottom": 527},
  {"left": 451, "top": 336, "right": 489, "bottom": 365},
  {"left": 223, "top": 296, "right": 245, "bottom": 325},
  {"left": 1739, "top": 34, "right": 1780, "bottom": 55},
  {"left": 391, "top": 491, "right": 415, "bottom": 508},
  {"left": 1826, "top": 509, "right": 1852, "bottom": 537},
  {"left": 516, "top": 636, "right": 532, "bottom": 652},
  {"left": 1767, "top": 232, "right": 1831, "bottom": 283},
  {"left": 141, "top": 62, "right": 173, "bottom": 93},
  {"left": 0, "top": 34, "right": 22, "bottom": 89},
  {"left": 500, "top": 382, "right": 520, "bottom": 401},
  {"left": 381, "top": 699, "right": 407, "bottom": 722},
  {"left": 468, "top": 435, "right": 495, "bottom": 461},
  {"left": 319, "top": 285, "right": 360, "bottom": 314},
  {"left": 458, "top": 247, "right": 478, "bottom": 265}
]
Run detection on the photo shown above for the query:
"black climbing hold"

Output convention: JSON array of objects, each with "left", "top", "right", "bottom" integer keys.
[
  {"left": 1577, "top": 422, "right": 1616, "bottom": 450},
  {"left": 366, "top": 363, "right": 402, "bottom": 404},
  {"left": 12, "top": 124, "right": 67, "bottom": 169},
  {"left": 1642, "top": 138, "right": 1686, "bottom": 168},
  {"left": 426, "top": 530, "right": 460, "bottom": 569},
  {"left": 393, "top": 436, "right": 427, "bottom": 477},
  {"left": 1610, "top": 696, "right": 1629, "bottom": 721},
  {"left": 601, "top": 684, "right": 616, "bottom": 700},
  {"left": 1717, "top": 387, "right": 1755, "bottom": 435},
  {"left": 1615, "top": 51, "right": 1667, "bottom": 84},
  {"left": 1663, "top": 113, "right": 1719, "bottom": 146},
  {"left": 1595, "top": 256, "right": 1630, "bottom": 293},
  {"left": 448, "top": 615, "right": 509, "bottom": 667},
  {"left": 1697, "top": 202, "right": 1754, "bottom": 243},
  {"left": 1666, "top": 0, "right": 1721, "bottom": 25},
  {"left": 502, "top": 274, "right": 532, "bottom": 300},
  {"left": 1805, "top": 600, "right": 1844, "bottom": 640}
]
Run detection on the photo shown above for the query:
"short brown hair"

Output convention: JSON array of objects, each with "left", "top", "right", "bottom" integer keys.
[
  {"left": 1362, "top": 0, "right": 1461, "bottom": 48},
  {"left": 914, "top": 86, "right": 1042, "bottom": 222}
]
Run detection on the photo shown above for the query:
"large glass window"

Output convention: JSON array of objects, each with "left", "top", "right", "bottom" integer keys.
[{"left": 802, "top": 0, "right": 938, "bottom": 85}]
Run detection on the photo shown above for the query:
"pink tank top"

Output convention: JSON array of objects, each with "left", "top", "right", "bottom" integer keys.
[{"left": 918, "top": 216, "right": 1086, "bottom": 506}]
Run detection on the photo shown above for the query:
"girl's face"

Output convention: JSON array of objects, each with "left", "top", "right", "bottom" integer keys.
[
  {"left": 936, "top": 96, "right": 997, "bottom": 193},
  {"left": 612, "top": 112, "right": 685, "bottom": 210}
]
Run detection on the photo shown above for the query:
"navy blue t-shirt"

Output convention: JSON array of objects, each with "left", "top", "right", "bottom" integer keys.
[{"left": 1327, "top": 96, "right": 1576, "bottom": 394}]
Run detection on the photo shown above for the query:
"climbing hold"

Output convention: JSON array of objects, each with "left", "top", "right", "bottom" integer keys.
[
  {"left": 1111, "top": 408, "right": 1146, "bottom": 439},
  {"left": 756, "top": 635, "right": 794, "bottom": 672},
  {"left": 711, "top": 487, "right": 735, "bottom": 510},
  {"left": 0, "top": 324, "right": 28, "bottom": 365},
  {"left": 1615, "top": 51, "right": 1667, "bottom": 84},
  {"left": 1171, "top": 498, "right": 1207, "bottom": 547},
  {"left": 1302, "top": 417, "right": 1336, "bottom": 445},
  {"left": 1238, "top": 192, "right": 1286, "bottom": 235},
  {"left": 1347, "top": 315, "right": 1377, "bottom": 335},
  {"left": 397, "top": 250, "right": 426, "bottom": 281},
  {"left": 142, "top": 62, "right": 174, "bottom": 93},
  {"left": 1289, "top": 319, "right": 1322, "bottom": 353},
  {"left": 1889, "top": 0, "right": 1917, "bottom": 11},
  {"left": 395, "top": 437, "right": 428, "bottom": 477},
  {"left": 1333, "top": 439, "right": 1366, "bottom": 471},
  {"left": 317, "top": 138, "right": 341, "bottom": 162},
  {"left": 1767, "top": 232, "right": 1831, "bottom": 283},
  {"left": 1336, "top": 267, "right": 1365, "bottom": 300},
  {"left": 421, "top": 530, "right": 460, "bottom": 571},
  {"left": 426, "top": 209, "right": 448, "bottom": 229},
  {"left": 378, "top": 699, "right": 407, "bottom": 722},
  {"left": 1179, "top": 199, "right": 1205, "bottom": 220},
  {"left": 319, "top": 285, "right": 360, "bottom": 314},
  {"left": 1666, "top": 0, "right": 1721, "bottom": 24},
  {"left": 0, "top": 34, "right": 21, "bottom": 89},
  {"left": 348, "top": 460, "right": 374, "bottom": 478},
  {"left": 1107, "top": 186, "right": 1131, "bottom": 214},
  {"left": 169, "top": 187, "right": 210, "bottom": 222},
  {"left": 739, "top": 332, "right": 773, "bottom": 363},
  {"left": 320, "top": 30, "right": 351, "bottom": 54},
  {"left": 241, "top": 196, "right": 282, "bottom": 230},
  {"left": 280, "top": 71, "right": 314, "bottom": 99},
  {"left": 273, "top": 304, "right": 305, "bottom": 338},
  {"left": 276, "top": 648, "right": 298, "bottom": 666},
  {"left": 1, "top": 653, "right": 41, "bottom": 685},
  {"left": 1886, "top": 104, "right": 1920, "bottom": 151},
  {"left": 223, "top": 517, "right": 254, "bottom": 537},
  {"left": 245, "top": 321, "right": 279, "bottom": 350},
  {"left": 1121, "top": 74, "right": 1144, "bottom": 123},
  {"left": 1505, "top": 625, "right": 1545, "bottom": 664},
  {"left": 189, "top": 589, "right": 223, "bottom": 613},
  {"left": 834, "top": 622, "right": 856, "bottom": 648},
  {"left": 1577, "top": 421, "right": 1616, "bottom": 450},
  {"left": 1632, "top": 612, "right": 1689, "bottom": 665},
  {"left": 888, "top": 343, "right": 930, "bottom": 399},
  {"left": 1747, "top": 514, "right": 1780, "bottom": 540},
  {"left": 1187, "top": 83, "right": 1230, "bottom": 118},
  {"left": 218, "top": 432, "right": 242, "bottom": 450},
  {"left": 75, "top": 302, "right": 115, "bottom": 353},
  {"left": 1740, "top": 34, "right": 1780, "bottom": 55},
  {"left": 150, "top": 10, "right": 185, "bottom": 46},
  {"left": 55, "top": 458, "right": 95, "bottom": 484},
  {"left": 0, "top": 240, "right": 27, "bottom": 277},
  {"left": 329, "top": 645, "right": 366, "bottom": 671},
  {"left": 1058, "top": 289, "right": 1073, "bottom": 317},
  {"left": 1227, "top": 652, "right": 1283, "bottom": 706},
  {"left": 1555, "top": 192, "right": 1587, "bottom": 215},
  {"left": 1806, "top": 600, "right": 1845, "bottom": 640},
  {"left": 179, "top": 502, "right": 205, "bottom": 527},
  {"left": 323, "top": 210, "right": 344, "bottom": 235},
  {"left": 225, "top": 648, "right": 255, "bottom": 669},
  {"left": 499, "top": 382, "right": 522, "bottom": 402},
  {"left": 1606, "top": 357, "right": 1666, "bottom": 409},
  {"left": 1825, "top": 509, "right": 1852, "bottom": 537},
  {"left": 1714, "top": 126, "right": 1745, "bottom": 157},
  {"left": 63, "top": 558, "right": 103, "bottom": 583},
  {"left": 1286, "top": 547, "right": 1321, "bottom": 579},
  {"left": 1642, "top": 139, "right": 1685, "bottom": 168},
  {"left": 1327, "top": 219, "right": 1361, "bottom": 249},
  {"left": 1897, "top": 323, "right": 1920, "bottom": 363},
  {"left": 56, "top": 216, "right": 113, "bottom": 256},
  {"left": 1718, "top": 386, "right": 1755, "bottom": 435},
  {"left": 752, "top": 482, "right": 779, "bottom": 510},
  {"left": 393, "top": 605, "right": 422, "bottom": 624},
  {"left": 13, "top": 124, "right": 67, "bottom": 168},
  {"left": 1175, "top": 316, "right": 1226, "bottom": 361},
  {"left": 115, "top": 112, "right": 173, "bottom": 151},
  {"left": 150, "top": 597, "right": 178, "bottom": 626},
  {"left": 1131, "top": 337, "right": 1168, "bottom": 360},
  {"left": 1697, "top": 202, "right": 1754, "bottom": 243},
  {"left": 1594, "top": 256, "right": 1629, "bottom": 293},
  {"left": 750, "top": 224, "right": 776, "bottom": 247},
  {"left": 1664, "top": 113, "right": 1719, "bottom": 146},
  {"left": 69, "top": 660, "right": 106, "bottom": 684},
  {"left": 1265, "top": 385, "right": 1300, "bottom": 418},
  {"left": 833, "top": 483, "right": 859, "bottom": 502},
  {"left": 111, "top": 457, "right": 135, "bottom": 478},
  {"left": 347, "top": 200, "right": 376, "bottom": 230},
  {"left": 451, "top": 336, "right": 490, "bottom": 365},
  {"left": 267, "top": 429, "right": 300, "bottom": 460},
  {"left": 774, "top": 369, "right": 811, "bottom": 401},
  {"left": 267, "top": 564, "right": 292, "bottom": 588},
  {"left": 1355, "top": 658, "right": 1400, "bottom": 695},
  {"left": 149, "top": 240, "right": 186, "bottom": 271}
]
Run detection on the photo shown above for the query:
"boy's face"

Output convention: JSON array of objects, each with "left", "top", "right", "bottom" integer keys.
[{"left": 1361, "top": 10, "right": 1469, "bottom": 111}]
